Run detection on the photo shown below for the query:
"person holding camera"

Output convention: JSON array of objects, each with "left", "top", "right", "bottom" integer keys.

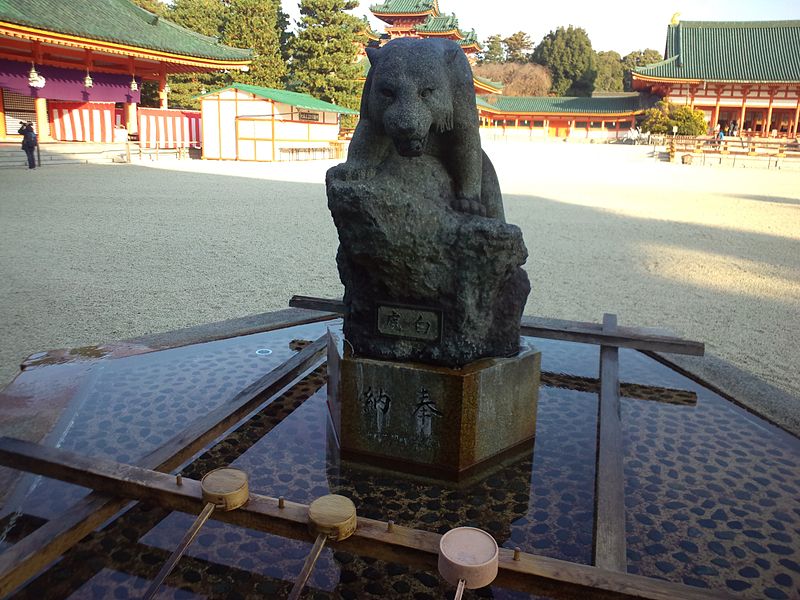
[{"left": 18, "top": 121, "right": 38, "bottom": 169}]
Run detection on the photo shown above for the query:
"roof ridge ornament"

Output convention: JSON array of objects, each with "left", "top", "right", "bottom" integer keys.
[{"left": 671, "top": 12, "right": 680, "bottom": 25}]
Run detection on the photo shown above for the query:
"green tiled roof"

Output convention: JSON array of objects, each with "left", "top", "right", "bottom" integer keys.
[
  {"left": 370, "top": 0, "right": 438, "bottom": 15},
  {"left": 475, "top": 95, "right": 653, "bottom": 115},
  {"left": 202, "top": 83, "right": 359, "bottom": 115},
  {"left": 0, "top": 0, "right": 251, "bottom": 62},
  {"left": 474, "top": 75, "right": 504, "bottom": 91},
  {"left": 634, "top": 20, "right": 800, "bottom": 82},
  {"left": 459, "top": 29, "right": 480, "bottom": 48},
  {"left": 416, "top": 14, "right": 459, "bottom": 34},
  {"left": 361, "top": 16, "right": 381, "bottom": 40}
]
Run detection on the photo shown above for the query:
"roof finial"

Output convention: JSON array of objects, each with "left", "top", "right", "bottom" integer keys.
[{"left": 670, "top": 12, "right": 680, "bottom": 25}]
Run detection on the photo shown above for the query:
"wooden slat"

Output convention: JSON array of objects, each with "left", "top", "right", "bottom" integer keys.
[
  {"left": 540, "top": 373, "right": 697, "bottom": 406},
  {"left": 0, "top": 438, "right": 736, "bottom": 600},
  {"left": 288, "top": 296, "right": 705, "bottom": 355},
  {"left": 593, "top": 314, "right": 627, "bottom": 572},
  {"left": 0, "top": 336, "right": 327, "bottom": 597}
]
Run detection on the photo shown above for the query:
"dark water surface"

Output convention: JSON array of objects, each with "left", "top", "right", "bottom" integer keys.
[{"left": 1, "top": 322, "right": 798, "bottom": 599}]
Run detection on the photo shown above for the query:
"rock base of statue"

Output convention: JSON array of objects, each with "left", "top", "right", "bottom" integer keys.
[
  {"left": 327, "top": 328, "right": 540, "bottom": 481},
  {"left": 326, "top": 153, "right": 530, "bottom": 368}
]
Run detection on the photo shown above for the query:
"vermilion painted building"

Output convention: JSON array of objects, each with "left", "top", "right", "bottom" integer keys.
[
  {"left": 477, "top": 94, "right": 650, "bottom": 141},
  {"left": 632, "top": 19, "right": 800, "bottom": 137},
  {"left": 369, "top": 0, "right": 480, "bottom": 61},
  {"left": 0, "top": 0, "right": 251, "bottom": 143}
]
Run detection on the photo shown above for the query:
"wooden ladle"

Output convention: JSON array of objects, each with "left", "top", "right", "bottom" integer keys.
[
  {"left": 143, "top": 467, "right": 249, "bottom": 599},
  {"left": 438, "top": 527, "right": 499, "bottom": 600},
  {"left": 287, "top": 494, "right": 357, "bottom": 600}
]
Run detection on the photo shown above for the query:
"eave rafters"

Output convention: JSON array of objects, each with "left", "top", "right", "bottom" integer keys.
[{"left": 0, "top": 21, "right": 250, "bottom": 75}]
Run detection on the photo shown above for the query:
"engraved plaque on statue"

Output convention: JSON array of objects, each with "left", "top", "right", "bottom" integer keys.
[{"left": 377, "top": 304, "right": 441, "bottom": 342}]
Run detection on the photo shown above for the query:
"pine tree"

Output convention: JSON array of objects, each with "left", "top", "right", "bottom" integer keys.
[
  {"left": 503, "top": 31, "right": 533, "bottom": 63},
  {"left": 290, "top": 0, "right": 365, "bottom": 115},
  {"left": 480, "top": 34, "right": 505, "bottom": 63},
  {"left": 166, "top": 0, "right": 231, "bottom": 109},
  {"left": 223, "top": 0, "right": 287, "bottom": 88}
]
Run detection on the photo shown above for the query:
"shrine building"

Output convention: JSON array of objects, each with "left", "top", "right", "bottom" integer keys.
[
  {"left": 0, "top": 0, "right": 251, "bottom": 143},
  {"left": 632, "top": 19, "right": 800, "bottom": 137},
  {"left": 368, "top": 0, "right": 480, "bottom": 62},
  {"left": 476, "top": 94, "right": 651, "bottom": 141}
]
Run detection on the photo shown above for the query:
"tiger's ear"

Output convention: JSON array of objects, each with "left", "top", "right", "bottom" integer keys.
[{"left": 366, "top": 46, "right": 380, "bottom": 67}]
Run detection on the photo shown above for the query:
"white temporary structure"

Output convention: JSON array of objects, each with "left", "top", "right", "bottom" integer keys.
[{"left": 199, "top": 83, "right": 358, "bottom": 161}]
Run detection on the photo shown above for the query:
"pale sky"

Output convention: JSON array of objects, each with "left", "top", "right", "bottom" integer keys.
[{"left": 281, "top": 0, "right": 799, "bottom": 56}]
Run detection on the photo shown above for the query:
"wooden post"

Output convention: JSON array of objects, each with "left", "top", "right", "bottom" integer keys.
[
  {"left": 34, "top": 97, "right": 51, "bottom": 142},
  {"left": 739, "top": 91, "right": 747, "bottom": 134},
  {"left": 124, "top": 102, "right": 137, "bottom": 136},
  {"left": 158, "top": 65, "right": 168, "bottom": 110},
  {"left": 0, "top": 438, "right": 736, "bottom": 600},
  {"left": 765, "top": 90, "right": 775, "bottom": 138},
  {"left": 593, "top": 314, "right": 626, "bottom": 572},
  {"left": 287, "top": 296, "right": 705, "bottom": 356},
  {"left": 793, "top": 101, "right": 800, "bottom": 136},
  {"left": 0, "top": 88, "right": 7, "bottom": 140},
  {"left": 271, "top": 99, "right": 276, "bottom": 162},
  {"left": 711, "top": 95, "right": 720, "bottom": 132}
]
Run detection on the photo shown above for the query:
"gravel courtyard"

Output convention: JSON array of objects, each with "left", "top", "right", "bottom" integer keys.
[{"left": 1, "top": 142, "right": 799, "bottom": 430}]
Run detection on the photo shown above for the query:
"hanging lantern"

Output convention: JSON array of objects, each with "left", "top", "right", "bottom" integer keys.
[
  {"left": 130, "top": 77, "right": 138, "bottom": 92},
  {"left": 84, "top": 71, "right": 93, "bottom": 88},
  {"left": 27, "top": 64, "right": 39, "bottom": 85},
  {"left": 28, "top": 64, "right": 46, "bottom": 88},
  {"left": 164, "top": 83, "right": 171, "bottom": 94}
]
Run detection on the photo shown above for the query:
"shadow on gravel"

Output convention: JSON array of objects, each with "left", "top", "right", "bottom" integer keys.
[{"left": 728, "top": 193, "right": 800, "bottom": 207}]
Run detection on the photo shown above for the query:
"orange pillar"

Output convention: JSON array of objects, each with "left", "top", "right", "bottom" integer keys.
[
  {"left": 124, "top": 103, "right": 138, "bottom": 135},
  {"left": 711, "top": 103, "right": 720, "bottom": 132},
  {"left": 0, "top": 88, "right": 6, "bottom": 139},
  {"left": 34, "top": 96, "right": 51, "bottom": 141},
  {"left": 739, "top": 99, "right": 747, "bottom": 134},
  {"left": 158, "top": 67, "right": 168, "bottom": 109},
  {"left": 765, "top": 92, "right": 775, "bottom": 138},
  {"left": 794, "top": 101, "right": 800, "bottom": 136}
]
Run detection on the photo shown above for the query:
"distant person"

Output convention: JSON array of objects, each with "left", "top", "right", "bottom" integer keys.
[
  {"left": 716, "top": 128, "right": 724, "bottom": 150},
  {"left": 18, "top": 121, "right": 37, "bottom": 169}
]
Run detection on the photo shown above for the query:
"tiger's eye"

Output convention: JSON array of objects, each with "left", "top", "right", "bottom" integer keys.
[
  {"left": 420, "top": 88, "right": 434, "bottom": 98},
  {"left": 381, "top": 87, "right": 395, "bottom": 98}
]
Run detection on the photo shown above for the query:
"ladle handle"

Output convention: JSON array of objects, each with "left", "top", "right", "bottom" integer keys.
[
  {"left": 143, "top": 502, "right": 216, "bottom": 600},
  {"left": 453, "top": 578, "right": 466, "bottom": 600},
  {"left": 287, "top": 533, "right": 327, "bottom": 600}
]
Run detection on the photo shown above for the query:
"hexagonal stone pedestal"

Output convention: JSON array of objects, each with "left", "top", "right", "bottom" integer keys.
[{"left": 327, "top": 328, "right": 540, "bottom": 481}]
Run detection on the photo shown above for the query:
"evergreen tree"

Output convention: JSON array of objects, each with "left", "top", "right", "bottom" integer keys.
[
  {"left": 129, "top": 0, "right": 169, "bottom": 18},
  {"left": 503, "top": 31, "right": 533, "bottom": 63},
  {"left": 622, "top": 48, "right": 662, "bottom": 91},
  {"left": 291, "top": 0, "right": 365, "bottom": 115},
  {"left": 167, "top": 0, "right": 231, "bottom": 109},
  {"left": 640, "top": 100, "right": 706, "bottom": 135},
  {"left": 593, "top": 50, "right": 623, "bottom": 92},
  {"left": 171, "top": 0, "right": 227, "bottom": 37},
  {"left": 532, "top": 26, "right": 595, "bottom": 96},
  {"left": 223, "top": 0, "right": 287, "bottom": 88},
  {"left": 480, "top": 34, "right": 505, "bottom": 63}
]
